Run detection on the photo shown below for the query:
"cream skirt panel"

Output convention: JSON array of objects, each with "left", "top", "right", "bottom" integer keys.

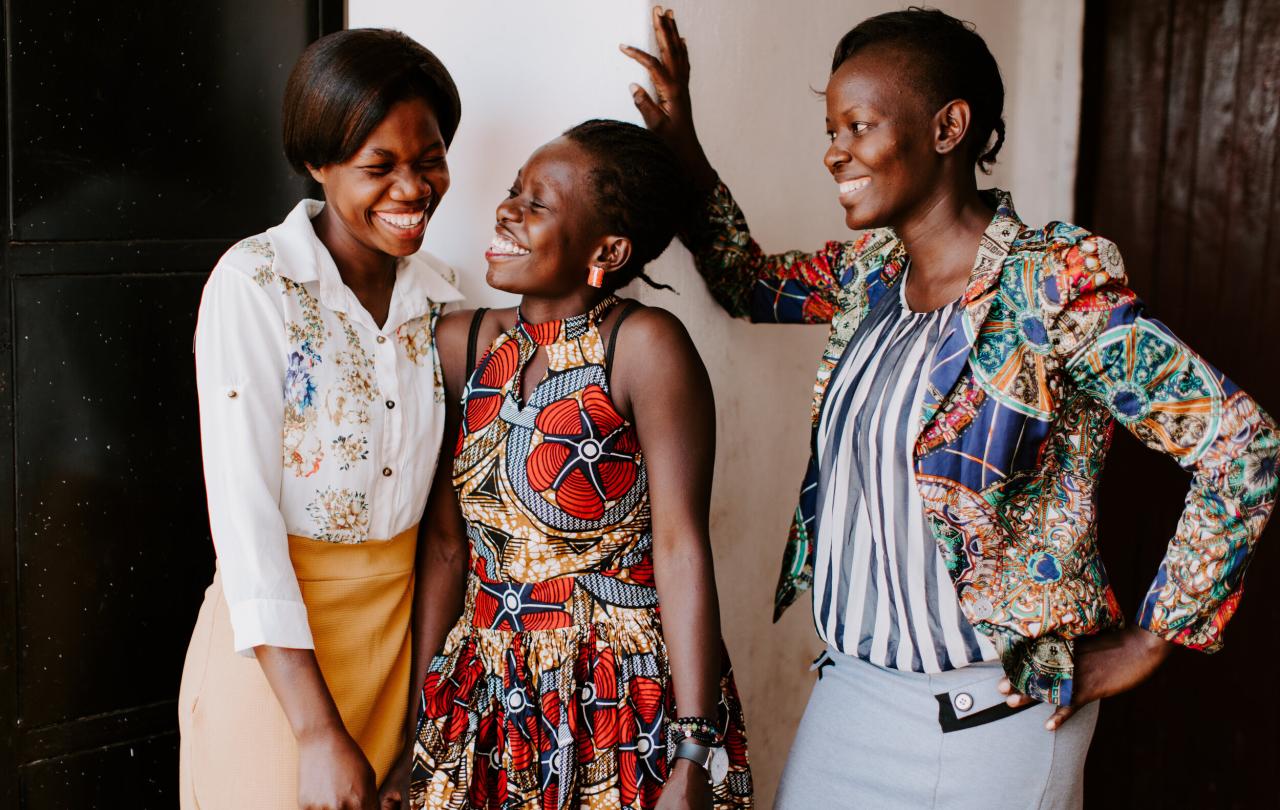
[{"left": 178, "top": 527, "right": 417, "bottom": 809}]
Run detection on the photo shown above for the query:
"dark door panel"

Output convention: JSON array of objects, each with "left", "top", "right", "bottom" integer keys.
[
  {"left": 1077, "top": 1, "right": 1280, "bottom": 806},
  {"left": 0, "top": 1, "right": 342, "bottom": 804},
  {"left": 11, "top": 1, "right": 316, "bottom": 242},
  {"left": 14, "top": 274, "right": 211, "bottom": 729},
  {"left": 20, "top": 733, "right": 176, "bottom": 809}
]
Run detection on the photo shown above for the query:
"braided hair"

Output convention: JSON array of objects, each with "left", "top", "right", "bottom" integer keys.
[
  {"left": 562, "top": 119, "right": 692, "bottom": 292},
  {"left": 831, "top": 7, "right": 1005, "bottom": 173}
]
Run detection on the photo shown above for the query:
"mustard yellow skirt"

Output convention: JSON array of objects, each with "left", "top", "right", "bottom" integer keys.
[{"left": 178, "top": 528, "right": 416, "bottom": 809}]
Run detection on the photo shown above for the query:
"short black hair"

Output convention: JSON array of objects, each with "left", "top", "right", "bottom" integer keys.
[
  {"left": 283, "top": 28, "right": 461, "bottom": 174},
  {"left": 562, "top": 119, "right": 691, "bottom": 292},
  {"left": 832, "top": 7, "right": 1005, "bottom": 172}
]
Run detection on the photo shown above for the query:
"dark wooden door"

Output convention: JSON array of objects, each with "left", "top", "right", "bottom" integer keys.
[
  {"left": 1076, "top": 0, "right": 1280, "bottom": 806},
  {"left": 0, "top": 3, "right": 340, "bottom": 806}
]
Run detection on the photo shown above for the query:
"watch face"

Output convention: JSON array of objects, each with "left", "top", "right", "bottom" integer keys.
[{"left": 708, "top": 746, "right": 729, "bottom": 785}]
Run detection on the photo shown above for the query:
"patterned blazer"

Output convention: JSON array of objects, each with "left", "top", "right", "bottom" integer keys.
[{"left": 684, "top": 184, "right": 1279, "bottom": 704}]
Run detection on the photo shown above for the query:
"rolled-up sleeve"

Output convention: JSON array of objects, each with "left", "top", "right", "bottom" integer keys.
[{"left": 195, "top": 260, "right": 312, "bottom": 656}]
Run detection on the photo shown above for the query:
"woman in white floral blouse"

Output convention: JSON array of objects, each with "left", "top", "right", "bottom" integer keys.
[{"left": 177, "top": 29, "right": 465, "bottom": 810}]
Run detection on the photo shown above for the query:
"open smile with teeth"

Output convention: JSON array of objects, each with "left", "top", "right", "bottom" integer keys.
[
  {"left": 839, "top": 177, "right": 871, "bottom": 196},
  {"left": 488, "top": 233, "right": 530, "bottom": 256},
  {"left": 375, "top": 210, "right": 426, "bottom": 230}
]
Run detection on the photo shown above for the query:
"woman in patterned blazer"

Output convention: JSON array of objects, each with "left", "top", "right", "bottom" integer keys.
[{"left": 623, "top": 6, "right": 1278, "bottom": 808}]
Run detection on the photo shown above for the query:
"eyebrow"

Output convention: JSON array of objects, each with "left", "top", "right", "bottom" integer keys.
[{"left": 360, "top": 142, "right": 446, "bottom": 160}]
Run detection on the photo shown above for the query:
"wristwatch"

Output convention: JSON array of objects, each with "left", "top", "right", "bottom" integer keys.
[{"left": 673, "top": 737, "right": 729, "bottom": 786}]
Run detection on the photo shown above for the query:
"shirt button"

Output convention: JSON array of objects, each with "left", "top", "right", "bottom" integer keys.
[
  {"left": 954, "top": 692, "right": 974, "bottom": 712},
  {"left": 382, "top": 467, "right": 393, "bottom": 477},
  {"left": 386, "top": 400, "right": 395, "bottom": 409},
  {"left": 376, "top": 335, "right": 387, "bottom": 344}
]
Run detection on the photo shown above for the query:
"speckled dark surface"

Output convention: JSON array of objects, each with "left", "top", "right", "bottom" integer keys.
[
  {"left": 11, "top": 3, "right": 314, "bottom": 242},
  {"left": 1, "top": 2, "right": 341, "bottom": 806}
]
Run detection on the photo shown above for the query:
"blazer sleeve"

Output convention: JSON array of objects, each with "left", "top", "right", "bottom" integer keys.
[
  {"left": 195, "top": 256, "right": 313, "bottom": 656},
  {"left": 680, "top": 181, "right": 869, "bottom": 324},
  {"left": 1048, "top": 234, "right": 1280, "bottom": 652}
]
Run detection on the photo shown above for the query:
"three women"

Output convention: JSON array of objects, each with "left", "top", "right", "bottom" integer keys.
[{"left": 179, "top": 6, "right": 1278, "bottom": 810}]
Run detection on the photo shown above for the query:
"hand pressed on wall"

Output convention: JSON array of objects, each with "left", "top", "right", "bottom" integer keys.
[
  {"left": 620, "top": 6, "right": 719, "bottom": 193},
  {"left": 998, "top": 625, "right": 1177, "bottom": 730}
]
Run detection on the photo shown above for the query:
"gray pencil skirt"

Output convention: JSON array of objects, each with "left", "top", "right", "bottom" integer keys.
[{"left": 774, "top": 648, "right": 1099, "bottom": 810}]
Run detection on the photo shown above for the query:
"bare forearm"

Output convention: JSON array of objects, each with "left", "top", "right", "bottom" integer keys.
[
  {"left": 654, "top": 535, "right": 721, "bottom": 719},
  {"left": 412, "top": 537, "right": 468, "bottom": 686},
  {"left": 400, "top": 533, "right": 469, "bottom": 743},
  {"left": 254, "top": 645, "right": 345, "bottom": 742}
]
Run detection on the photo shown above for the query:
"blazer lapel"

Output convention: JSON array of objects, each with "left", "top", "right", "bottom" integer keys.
[{"left": 916, "top": 190, "right": 1024, "bottom": 447}]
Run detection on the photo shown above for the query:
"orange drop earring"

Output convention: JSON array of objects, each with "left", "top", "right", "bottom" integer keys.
[{"left": 587, "top": 264, "right": 606, "bottom": 288}]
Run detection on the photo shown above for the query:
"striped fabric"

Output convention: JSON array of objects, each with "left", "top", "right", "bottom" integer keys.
[{"left": 813, "top": 274, "right": 997, "bottom": 673}]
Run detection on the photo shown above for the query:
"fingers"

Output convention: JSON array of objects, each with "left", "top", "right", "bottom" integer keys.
[
  {"left": 997, "top": 676, "right": 1035, "bottom": 708},
  {"left": 629, "top": 83, "right": 667, "bottom": 129},
  {"left": 1046, "top": 704, "right": 1076, "bottom": 731},
  {"left": 653, "top": 6, "right": 675, "bottom": 68},
  {"left": 378, "top": 787, "right": 402, "bottom": 809},
  {"left": 660, "top": 8, "right": 691, "bottom": 76},
  {"left": 619, "top": 44, "right": 671, "bottom": 86},
  {"left": 998, "top": 674, "right": 1078, "bottom": 731}
]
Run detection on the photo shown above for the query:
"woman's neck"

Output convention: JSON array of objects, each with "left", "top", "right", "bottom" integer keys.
[
  {"left": 311, "top": 207, "right": 397, "bottom": 293},
  {"left": 893, "top": 181, "right": 993, "bottom": 284},
  {"left": 518, "top": 288, "right": 611, "bottom": 324},
  {"left": 311, "top": 206, "right": 398, "bottom": 327}
]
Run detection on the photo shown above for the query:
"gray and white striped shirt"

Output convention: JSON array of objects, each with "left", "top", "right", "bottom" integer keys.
[{"left": 813, "top": 272, "right": 998, "bottom": 672}]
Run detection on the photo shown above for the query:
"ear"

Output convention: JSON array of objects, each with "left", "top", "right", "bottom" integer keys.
[
  {"left": 591, "top": 236, "right": 632, "bottom": 277},
  {"left": 933, "top": 99, "right": 972, "bottom": 157},
  {"left": 305, "top": 163, "right": 327, "bottom": 185}
]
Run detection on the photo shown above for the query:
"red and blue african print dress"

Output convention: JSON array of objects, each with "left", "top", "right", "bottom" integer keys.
[{"left": 410, "top": 296, "right": 752, "bottom": 810}]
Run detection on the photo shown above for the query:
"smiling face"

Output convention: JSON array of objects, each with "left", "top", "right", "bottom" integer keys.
[
  {"left": 823, "top": 44, "right": 944, "bottom": 231},
  {"left": 486, "top": 137, "right": 627, "bottom": 297},
  {"left": 308, "top": 95, "right": 449, "bottom": 259}
]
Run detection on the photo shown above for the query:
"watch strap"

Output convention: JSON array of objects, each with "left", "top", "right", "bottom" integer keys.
[{"left": 673, "top": 738, "right": 713, "bottom": 771}]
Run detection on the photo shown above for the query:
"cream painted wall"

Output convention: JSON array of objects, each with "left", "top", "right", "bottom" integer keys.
[{"left": 349, "top": 2, "right": 1082, "bottom": 805}]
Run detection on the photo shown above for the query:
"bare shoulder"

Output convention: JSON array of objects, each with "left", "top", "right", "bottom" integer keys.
[
  {"left": 435, "top": 308, "right": 478, "bottom": 360},
  {"left": 610, "top": 303, "right": 707, "bottom": 391},
  {"left": 612, "top": 303, "right": 695, "bottom": 354}
]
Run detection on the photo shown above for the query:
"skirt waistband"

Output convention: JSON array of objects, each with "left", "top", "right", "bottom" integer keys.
[{"left": 287, "top": 524, "right": 417, "bottom": 582}]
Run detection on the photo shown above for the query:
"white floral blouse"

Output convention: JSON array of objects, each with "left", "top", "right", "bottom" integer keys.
[{"left": 195, "top": 199, "right": 464, "bottom": 655}]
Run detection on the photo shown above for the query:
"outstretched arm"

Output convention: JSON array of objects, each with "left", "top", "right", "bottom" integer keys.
[{"left": 622, "top": 6, "right": 865, "bottom": 324}]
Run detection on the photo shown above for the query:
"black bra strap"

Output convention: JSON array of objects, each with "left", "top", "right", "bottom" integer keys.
[
  {"left": 466, "top": 308, "right": 490, "bottom": 373},
  {"left": 605, "top": 300, "right": 643, "bottom": 384}
]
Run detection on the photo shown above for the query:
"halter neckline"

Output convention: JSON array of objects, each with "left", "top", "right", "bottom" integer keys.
[{"left": 514, "top": 295, "right": 620, "bottom": 346}]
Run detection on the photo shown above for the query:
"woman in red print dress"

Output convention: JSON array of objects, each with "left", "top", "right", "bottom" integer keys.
[{"left": 399, "top": 120, "right": 752, "bottom": 810}]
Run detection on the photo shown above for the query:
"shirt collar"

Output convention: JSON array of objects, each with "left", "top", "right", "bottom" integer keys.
[{"left": 267, "top": 199, "right": 464, "bottom": 331}]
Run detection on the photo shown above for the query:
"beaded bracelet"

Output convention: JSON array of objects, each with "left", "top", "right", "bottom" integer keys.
[{"left": 670, "top": 716, "right": 719, "bottom": 744}]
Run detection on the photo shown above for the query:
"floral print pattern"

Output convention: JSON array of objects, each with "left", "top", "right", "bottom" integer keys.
[
  {"left": 216, "top": 216, "right": 459, "bottom": 546},
  {"left": 332, "top": 434, "right": 369, "bottom": 471},
  {"left": 305, "top": 487, "right": 371, "bottom": 544}
]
